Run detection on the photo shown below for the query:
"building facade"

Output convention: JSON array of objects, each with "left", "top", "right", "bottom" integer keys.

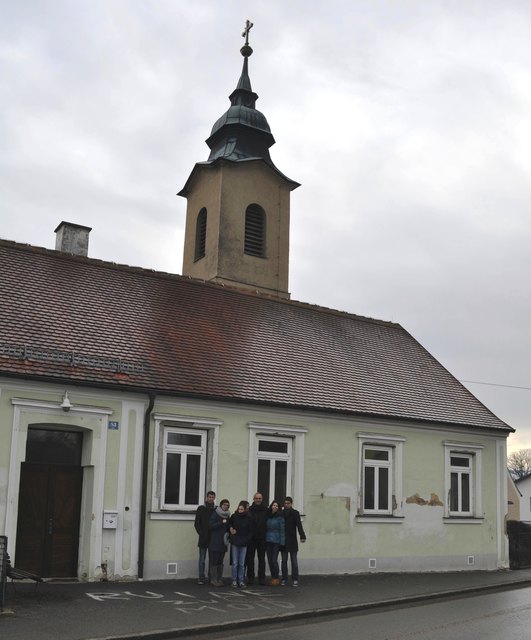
[{"left": 0, "top": 30, "right": 513, "bottom": 581}]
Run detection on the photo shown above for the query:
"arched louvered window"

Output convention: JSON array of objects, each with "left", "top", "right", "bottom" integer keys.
[
  {"left": 244, "top": 204, "right": 266, "bottom": 257},
  {"left": 194, "top": 208, "right": 207, "bottom": 261}
]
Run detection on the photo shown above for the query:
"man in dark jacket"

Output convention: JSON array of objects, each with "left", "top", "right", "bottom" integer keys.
[
  {"left": 194, "top": 490, "right": 216, "bottom": 584},
  {"left": 246, "top": 492, "right": 268, "bottom": 585},
  {"left": 281, "top": 496, "right": 306, "bottom": 586}
]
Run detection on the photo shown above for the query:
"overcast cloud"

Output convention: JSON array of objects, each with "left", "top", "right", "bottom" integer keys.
[{"left": 1, "top": 1, "right": 530, "bottom": 449}]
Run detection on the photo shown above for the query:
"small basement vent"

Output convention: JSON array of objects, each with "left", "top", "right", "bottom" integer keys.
[
  {"left": 167, "top": 563, "right": 177, "bottom": 575},
  {"left": 369, "top": 558, "right": 377, "bottom": 569}
]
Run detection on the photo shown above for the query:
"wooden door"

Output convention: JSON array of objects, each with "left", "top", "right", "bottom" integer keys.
[{"left": 15, "top": 429, "right": 83, "bottom": 578}]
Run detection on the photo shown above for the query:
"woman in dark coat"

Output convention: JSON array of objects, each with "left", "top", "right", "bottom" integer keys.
[
  {"left": 229, "top": 500, "right": 254, "bottom": 587},
  {"left": 208, "top": 498, "right": 230, "bottom": 586}
]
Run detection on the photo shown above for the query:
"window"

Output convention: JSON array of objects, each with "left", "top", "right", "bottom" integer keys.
[
  {"left": 444, "top": 442, "right": 483, "bottom": 520},
  {"left": 357, "top": 433, "right": 404, "bottom": 520},
  {"left": 362, "top": 446, "right": 392, "bottom": 514},
  {"left": 248, "top": 423, "right": 307, "bottom": 509},
  {"left": 256, "top": 436, "right": 291, "bottom": 505},
  {"left": 244, "top": 204, "right": 265, "bottom": 257},
  {"left": 449, "top": 454, "right": 472, "bottom": 515},
  {"left": 152, "top": 414, "right": 221, "bottom": 516},
  {"left": 26, "top": 428, "right": 83, "bottom": 465},
  {"left": 195, "top": 208, "right": 207, "bottom": 261},
  {"left": 161, "top": 428, "right": 206, "bottom": 509}
]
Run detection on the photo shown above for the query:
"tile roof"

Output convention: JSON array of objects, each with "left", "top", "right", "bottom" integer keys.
[{"left": 0, "top": 239, "right": 511, "bottom": 432}]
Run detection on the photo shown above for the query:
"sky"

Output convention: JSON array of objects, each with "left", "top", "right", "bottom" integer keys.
[{"left": 1, "top": 1, "right": 530, "bottom": 450}]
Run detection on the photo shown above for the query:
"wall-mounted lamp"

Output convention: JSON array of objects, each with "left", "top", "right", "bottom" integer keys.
[{"left": 60, "top": 391, "right": 72, "bottom": 412}]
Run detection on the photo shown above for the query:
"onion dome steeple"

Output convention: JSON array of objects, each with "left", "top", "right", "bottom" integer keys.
[
  {"left": 205, "top": 20, "right": 277, "bottom": 167},
  {"left": 179, "top": 21, "right": 299, "bottom": 301}
]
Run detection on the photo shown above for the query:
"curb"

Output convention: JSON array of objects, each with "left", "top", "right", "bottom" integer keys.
[{"left": 86, "top": 577, "right": 531, "bottom": 640}]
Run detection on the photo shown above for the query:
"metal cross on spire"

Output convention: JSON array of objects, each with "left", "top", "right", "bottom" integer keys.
[
  {"left": 242, "top": 19, "right": 253, "bottom": 46},
  {"left": 240, "top": 19, "right": 254, "bottom": 58}
]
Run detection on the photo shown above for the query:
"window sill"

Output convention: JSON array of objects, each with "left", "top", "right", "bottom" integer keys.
[
  {"left": 443, "top": 517, "right": 484, "bottom": 524},
  {"left": 355, "top": 515, "right": 404, "bottom": 524},
  {"left": 149, "top": 511, "right": 195, "bottom": 521}
]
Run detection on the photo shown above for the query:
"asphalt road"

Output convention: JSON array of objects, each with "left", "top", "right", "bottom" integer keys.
[{"left": 214, "top": 586, "right": 531, "bottom": 640}]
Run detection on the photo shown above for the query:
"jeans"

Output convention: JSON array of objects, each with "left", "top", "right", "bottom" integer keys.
[
  {"left": 281, "top": 549, "right": 299, "bottom": 581},
  {"left": 231, "top": 545, "right": 247, "bottom": 584},
  {"left": 246, "top": 538, "right": 266, "bottom": 581},
  {"left": 198, "top": 546, "right": 208, "bottom": 580},
  {"left": 266, "top": 542, "right": 281, "bottom": 579}
]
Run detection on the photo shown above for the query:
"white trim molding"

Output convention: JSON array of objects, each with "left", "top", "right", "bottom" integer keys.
[
  {"left": 443, "top": 441, "right": 484, "bottom": 520},
  {"left": 151, "top": 413, "right": 221, "bottom": 514},
  {"left": 247, "top": 422, "right": 307, "bottom": 509},
  {"left": 357, "top": 433, "right": 405, "bottom": 519},
  {"left": 11, "top": 396, "right": 113, "bottom": 415},
  {"left": 5, "top": 396, "right": 113, "bottom": 580}
]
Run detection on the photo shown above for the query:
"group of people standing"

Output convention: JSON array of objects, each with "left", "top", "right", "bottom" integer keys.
[{"left": 194, "top": 491, "right": 306, "bottom": 588}]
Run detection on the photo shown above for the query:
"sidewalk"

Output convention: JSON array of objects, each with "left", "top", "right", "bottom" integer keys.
[{"left": 3, "top": 569, "right": 531, "bottom": 640}]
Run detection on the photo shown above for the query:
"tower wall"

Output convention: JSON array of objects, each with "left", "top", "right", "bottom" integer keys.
[{"left": 182, "top": 160, "right": 291, "bottom": 299}]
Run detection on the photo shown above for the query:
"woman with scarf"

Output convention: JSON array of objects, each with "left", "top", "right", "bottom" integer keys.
[
  {"left": 265, "top": 500, "right": 285, "bottom": 585},
  {"left": 208, "top": 498, "right": 230, "bottom": 586}
]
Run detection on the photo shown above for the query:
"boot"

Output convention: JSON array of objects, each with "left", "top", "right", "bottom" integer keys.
[
  {"left": 217, "top": 564, "right": 225, "bottom": 586},
  {"left": 210, "top": 566, "right": 220, "bottom": 587}
]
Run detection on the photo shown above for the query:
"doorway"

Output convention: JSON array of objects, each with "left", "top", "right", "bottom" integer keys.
[{"left": 15, "top": 428, "right": 83, "bottom": 578}]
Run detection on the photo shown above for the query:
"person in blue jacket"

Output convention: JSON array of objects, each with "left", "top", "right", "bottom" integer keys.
[{"left": 265, "top": 500, "right": 285, "bottom": 585}]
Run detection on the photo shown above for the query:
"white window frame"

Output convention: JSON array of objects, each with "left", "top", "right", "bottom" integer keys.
[
  {"left": 449, "top": 452, "right": 473, "bottom": 516},
  {"left": 357, "top": 433, "right": 405, "bottom": 521},
  {"left": 151, "top": 413, "right": 221, "bottom": 518},
  {"left": 160, "top": 427, "right": 207, "bottom": 510},
  {"left": 256, "top": 435, "right": 292, "bottom": 505},
  {"left": 444, "top": 441, "right": 483, "bottom": 521},
  {"left": 362, "top": 445, "right": 393, "bottom": 515},
  {"left": 248, "top": 423, "right": 307, "bottom": 509}
]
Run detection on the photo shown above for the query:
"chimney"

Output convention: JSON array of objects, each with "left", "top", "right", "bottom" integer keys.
[{"left": 54, "top": 221, "right": 92, "bottom": 257}]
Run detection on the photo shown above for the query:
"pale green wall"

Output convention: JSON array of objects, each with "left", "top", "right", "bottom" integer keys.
[
  {"left": 143, "top": 397, "right": 508, "bottom": 578},
  {"left": 0, "top": 379, "right": 509, "bottom": 581}
]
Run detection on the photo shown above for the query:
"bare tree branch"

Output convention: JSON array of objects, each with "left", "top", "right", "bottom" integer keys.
[{"left": 508, "top": 449, "right": 531, "bottom": 479}]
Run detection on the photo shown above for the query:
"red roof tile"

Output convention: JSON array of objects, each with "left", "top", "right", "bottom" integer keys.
[{"left": 0, "top": 239, "right": 511, "bottom": 432}]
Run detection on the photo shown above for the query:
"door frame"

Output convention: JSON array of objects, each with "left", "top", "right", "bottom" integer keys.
[{"left": 6, "top": 397, "right": 113, "bottom": 580}]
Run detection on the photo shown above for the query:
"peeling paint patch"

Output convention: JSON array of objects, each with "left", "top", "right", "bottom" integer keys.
[{"left": 406, "top": 493, "right": 443, "bottom": 506}]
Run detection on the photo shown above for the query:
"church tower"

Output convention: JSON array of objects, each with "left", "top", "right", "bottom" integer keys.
[{"left": 179, "top": 22, "right": 299, "bottom": 299}]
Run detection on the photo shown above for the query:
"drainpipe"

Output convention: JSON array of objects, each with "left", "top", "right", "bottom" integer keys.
[{"left": 138, "top": 393, "right": 155, "bottom": 580}]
